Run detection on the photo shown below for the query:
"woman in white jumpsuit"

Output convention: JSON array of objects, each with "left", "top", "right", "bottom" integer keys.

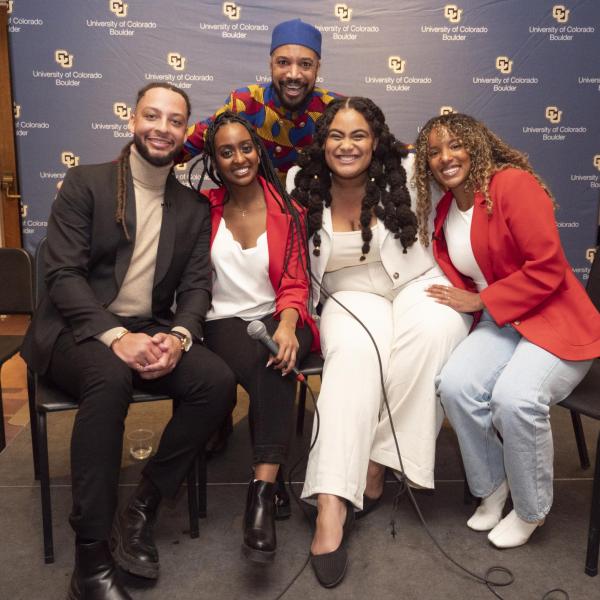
[{"left": 289, "top": 97, "right": 471, "bottom": 588}]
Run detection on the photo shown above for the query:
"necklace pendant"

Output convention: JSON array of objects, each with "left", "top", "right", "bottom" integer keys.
[{"left": 241, "top": 209, "right": 247, "bottom": 217}]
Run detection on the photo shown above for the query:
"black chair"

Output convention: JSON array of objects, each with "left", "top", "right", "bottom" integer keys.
[
  {"left": 557, "top": 247, "right": 600, "bottom": 576},
  {"left": 27, "top": 239, "right": 206, "bottom": 563},
  {"left": 0, "top": 247, "right": 34, "bottom": 452},
  {"left": 295, "top": 352, "right": 324, "bottom": 436}
]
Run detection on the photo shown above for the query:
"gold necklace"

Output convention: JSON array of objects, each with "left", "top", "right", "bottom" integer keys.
[{"left": 228, "top": 196, "right": 263, "bottom": 218}]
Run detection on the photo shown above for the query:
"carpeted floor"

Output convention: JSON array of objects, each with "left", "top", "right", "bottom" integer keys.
[{"left": 0, "top": 387, "right": 599, "bottom": 600}]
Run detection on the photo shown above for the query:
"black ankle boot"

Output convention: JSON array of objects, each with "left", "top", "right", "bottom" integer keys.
[
  {"left": 111, "top": 477, "right": 160, "bottom": 579},
  {"left": 68, "top": 540, "right": 132, "bottom": 600},
  {"left": 242, "top": 480, "right": 276, "bottom": 563}
]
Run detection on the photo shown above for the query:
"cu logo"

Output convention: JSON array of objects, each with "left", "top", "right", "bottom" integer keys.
[
  {"left": 545, "top": 106, "right": 562, "bottom": 124},
  {"left": 444, "top": 4, "right": 463, "bottom": 23},
  {"left": 593, "top": 155, "right": 600, "bottom": 171},
  {"left": 167, "top": 52, "right": 186, "bottom": 71},
  {"left": 20, "top": 204, "right": 28, "bottom": 219},
  {"left": 7, "top": 1, "right": 13, "bottom": 14},
  {"left": 13, "top": 102, "right": 21, "bottom": 119},
  {"left": 440, "top": 106, "right": 454, "bottom": 116},
  {"left": 109, "top": 0, "right": 128, "bottom": 18},
  {"left": 55, "top": 49, "right": 74, "bottom": 69},
  {"left": 495, "top": 56, "right": 512, "bottom": 74},
  {"left": 223, "top": 2, "right": 241, "bottom": 20},
  {"left": 586, "top": 248, "right": 596, "bottom": 264},
  {"left": 388, "top": 56, "right": 405, "bottom": 74},
  {"left": 552, "top": 5, "right": 569, "bottom": 23},
  {"left": 61, "top": 152, "right": 80, "bottom": 168},
  {"left": 113, "top": 102, "right": 131, "bottom": 121},
  {"left": 334, "top": 4, "right": 353, "bottom": 22}
]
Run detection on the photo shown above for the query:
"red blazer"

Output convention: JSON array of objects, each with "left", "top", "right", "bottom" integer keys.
[
  {"left": 433, "top": 168, "right": 600, "bottom": 361},
  {"left": 202, "top": 176, "right": 319, "bottom": 351}
]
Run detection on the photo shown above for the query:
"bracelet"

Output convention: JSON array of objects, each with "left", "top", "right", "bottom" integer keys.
[
  {"left": 110, "top": 329, "right": 130, "bottom": 348},
  {"left": 168, "top": 330, "right": 190, "bottom": 352}
]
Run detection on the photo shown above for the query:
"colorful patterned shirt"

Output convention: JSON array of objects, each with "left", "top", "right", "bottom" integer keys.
[{"left": 183, "top": 83, "right": 341, "bottom": 179}]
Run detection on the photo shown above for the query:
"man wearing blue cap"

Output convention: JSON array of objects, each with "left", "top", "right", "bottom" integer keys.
[{"left": 182, "top": 18, "right": 342, "bottom": 181}]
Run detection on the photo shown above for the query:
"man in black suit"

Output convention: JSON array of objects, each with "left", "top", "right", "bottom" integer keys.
[{"left": 21, "top": 83, "right": 235, "bottom": 600}]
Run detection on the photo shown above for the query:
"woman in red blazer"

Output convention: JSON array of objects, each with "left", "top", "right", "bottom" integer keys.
[
  {"left": 414, "top": 112, "right": 600, "bottom": 548},
  {"left": 198, "top": 112, "right": 316, "bottom": 563}
]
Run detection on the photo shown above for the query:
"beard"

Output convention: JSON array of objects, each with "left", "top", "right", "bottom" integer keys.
[
  {"left": 273, "top": 79, "right": 313, "bottom": 111},
  {"left": 133, "top": 133, "right": 180, "bottom": 167}
]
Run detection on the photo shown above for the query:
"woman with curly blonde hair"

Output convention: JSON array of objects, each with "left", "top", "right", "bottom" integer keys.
[{"left": 415, "top": 112, "right": 600, "bottom": 548}]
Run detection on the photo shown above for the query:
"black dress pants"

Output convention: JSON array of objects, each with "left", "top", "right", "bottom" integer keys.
[
  {"left": 47, "top": 321, "right": 236, "bottom": 541},
  {"left": 203, "top": 314, "right": 312, "bottom": 465}
]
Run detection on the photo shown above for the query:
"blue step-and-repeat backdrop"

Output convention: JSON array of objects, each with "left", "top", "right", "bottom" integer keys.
[{"left": 7, "top": 0, "right": 600, "bottom": 281}]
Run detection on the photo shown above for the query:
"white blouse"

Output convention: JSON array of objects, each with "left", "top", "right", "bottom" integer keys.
[
  {"left": 206, "top": 219, "right": 276, "bottom": 321},
  {"left": 443, "top": 199, "right": 488, "bottom": 292}
]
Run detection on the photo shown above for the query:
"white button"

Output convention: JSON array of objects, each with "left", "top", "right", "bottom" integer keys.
[
  {"left": 275, "top": 146, "right": 282, "bottom": 153},
  {"left": 513, "top": 320, "right": 521, "bottom": 326},
  {"left": 299, "top": 122, "right": 305, "bottom": 128}
]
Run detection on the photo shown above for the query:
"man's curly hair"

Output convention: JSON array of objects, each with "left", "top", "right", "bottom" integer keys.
[
  {"left": 292, "top": 97, "right": 417, "bottom": 259},
  {"left": 414, "top": 112, "right": 554, "bottom": 246}
]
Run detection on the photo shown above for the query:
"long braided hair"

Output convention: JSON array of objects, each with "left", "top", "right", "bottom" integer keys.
[
  {"left": 115, "top": 82, "right": 191, "bottom": 240},
  {"left": 292, "top": 97, "right": 417, "bottom": 259},
  {"left": 414, "top": 112, "right": 555, "bottom": 246},
  {"left": 191, "top": 110, "right": 311, "bottom": 289}
]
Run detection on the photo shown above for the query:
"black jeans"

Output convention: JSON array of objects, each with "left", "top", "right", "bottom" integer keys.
[
  {"left": 47, "top": 321, "right": 236, "bottom": 540},
  {"left": 203, "top": 314, "right": 312, "bottom": 465}
]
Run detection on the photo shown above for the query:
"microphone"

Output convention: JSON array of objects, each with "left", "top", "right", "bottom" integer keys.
[{"left": 246, "top": 320, "right": 305, "bottom": 382}]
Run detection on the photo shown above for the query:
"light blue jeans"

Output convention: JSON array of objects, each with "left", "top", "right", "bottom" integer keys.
[{"left": 437, "top": 311, "right": 592, "bottom": 522}]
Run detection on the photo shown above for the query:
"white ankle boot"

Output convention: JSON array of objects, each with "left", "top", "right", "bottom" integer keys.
[
  {"left": 488, "top": 509, "right": 544, "bottom": 548},
  {"left": 466, "top": 480, "right": 509, "bottom": 531}
]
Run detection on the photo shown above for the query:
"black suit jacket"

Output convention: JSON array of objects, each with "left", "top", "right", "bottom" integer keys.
[{"left": 21, "top": 160, "right": 212, "bottom": 374}]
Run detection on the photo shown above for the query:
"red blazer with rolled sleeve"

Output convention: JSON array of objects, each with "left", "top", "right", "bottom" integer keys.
[
  {"left": 202, "top": 176, "right": 320, "bottom": 351},
  {"left": 432, "top": 168, "right": 600, "bottom": 361}
]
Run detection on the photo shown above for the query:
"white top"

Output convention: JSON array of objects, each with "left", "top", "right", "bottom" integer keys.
[
  {"left": 443, "top": 199, "right": 488, "bottom": 292},
  {"left": 326, "top": 226, "right": 380, "bottom": 272},
  {"left": 206, "top": 219, "right": 276, "bottom": 321}
]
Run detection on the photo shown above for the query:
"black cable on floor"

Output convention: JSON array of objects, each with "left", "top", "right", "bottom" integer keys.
[{"left": 274, "top": 277, "right": 569, "bottom": 600}]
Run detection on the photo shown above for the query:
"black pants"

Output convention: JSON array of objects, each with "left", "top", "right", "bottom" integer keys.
[
  {"left": 203, "top": 314, "right": 312, "bottom": 465},
  {"left": 47, "top": 321, "right": 236, "bottom": 541}
]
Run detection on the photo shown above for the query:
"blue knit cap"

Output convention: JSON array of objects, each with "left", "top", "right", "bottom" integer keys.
[{"left": 270, "top": 19, "right": 322, "bottom": 57}]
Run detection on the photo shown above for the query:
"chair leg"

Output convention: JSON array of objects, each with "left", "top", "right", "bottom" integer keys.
[
  {"left": 584, "top": 431, "right": 600, "bottom": 577},
  {"left": 0, "top": 376, "right": 6, "bottom": 453},
  {"left": 296, "top": 380, "right": 307, "bottom": 436},
  {"left": 197, "top": 449, "right": 207, "bottom": 518},
  {"left": 186, "top": 461, "right": 199, "bottom": 539},
  {"left": 570, "top": 410, "right": 590, "bottom": 470},
  {"left": 27, "top": 370, "right": 40, "bottom": 479},
  {"left": 37, "top": 411, "right": 54, "bottom": 563}
]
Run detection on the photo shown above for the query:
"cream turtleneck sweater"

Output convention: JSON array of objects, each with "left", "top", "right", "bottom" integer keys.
[{"left": 97, "top": 145, "right": 175, "bottom": 347}]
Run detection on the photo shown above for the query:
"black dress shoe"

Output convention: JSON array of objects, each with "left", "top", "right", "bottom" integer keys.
[
  {"left": 242, "top": 479, "right": 276, "bottom": 563},
  {"left": 68, "top": 540, "right": 132, "bottom": 600},
  {"left": 111, "top": 477, "right": 160, "bottom": 580},
  {"left": 310, "top": 502, "right": 355, "bottom": 588},
  {"left": 274, "top": 470, "right": 291, "bottom": 521},
  {"left": 354, "top": 493, "right": 383, "bottom": 520}
]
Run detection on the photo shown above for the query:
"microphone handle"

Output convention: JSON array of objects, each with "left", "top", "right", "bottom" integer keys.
[{"left": 257, "top": 334, "right": 305, "bottom": 382}]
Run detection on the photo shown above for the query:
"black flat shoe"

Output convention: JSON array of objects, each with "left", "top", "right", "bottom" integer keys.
[
  {"left": 310, "top": 502, "right": 355, "bottom": 588},
  {"left": 242, "top": 480, "right": 277, "bottom": 563},
  {"left": 354, "top": 493, "right": 383, "bottom": 520}
]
